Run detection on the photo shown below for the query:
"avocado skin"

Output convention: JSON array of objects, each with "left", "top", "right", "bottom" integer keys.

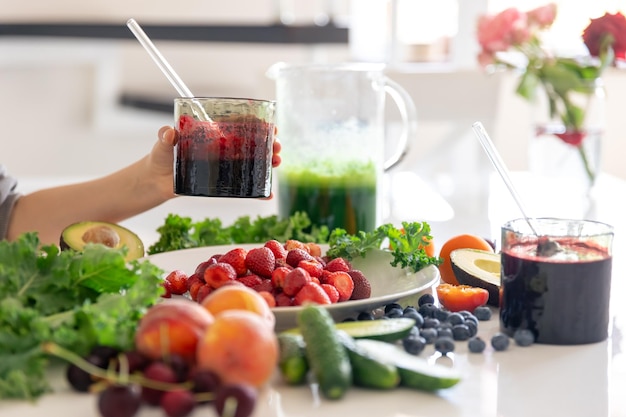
[
  {"left": 451, "top": 249, "right": 501, "bottom": 307},
  {"left": 60, "top": 221, "right": 145, "bottom": 261}
]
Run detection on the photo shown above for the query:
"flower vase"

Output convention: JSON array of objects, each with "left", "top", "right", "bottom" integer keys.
[{"left": 528, "top": 78, "right": 605, "bottom": 211}]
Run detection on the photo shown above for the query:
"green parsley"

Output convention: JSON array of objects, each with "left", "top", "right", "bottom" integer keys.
[{"left": 326, "top": 221, "right": 442, "bottom": 273}]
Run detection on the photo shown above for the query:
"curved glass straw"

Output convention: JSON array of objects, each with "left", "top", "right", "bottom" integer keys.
[
  {"left": 126, "top": 18, "right": 211, "bottom": 122},
  {"left": 472, "top": 121, "right": 539, "bottom": 237}
]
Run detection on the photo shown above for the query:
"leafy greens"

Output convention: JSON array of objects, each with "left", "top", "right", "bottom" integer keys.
[
  {"left": 147, "top": 211, "right": 330, "bottom": 254},
  {"left": 326, "top": 221, "right": 442, "bottom": 273},
  {"left": 0, "top": 233, "right": 164, "bottom": 400}
]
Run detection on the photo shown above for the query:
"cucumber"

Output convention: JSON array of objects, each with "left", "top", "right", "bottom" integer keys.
[
  {"left": 297, "top": 305, "right": 352, "bottom": 400},
  {"left": 354, "top": 339, "right": 462, "bottom": 391},
  {"left": 277, "top": 333, "right": 309, "bottom": 385},
  {"left": 335, "top": 330, "right": 400, "bottom": 390},
  {"left": 284, "top": 317, "right": 415, "bottom": 342}
]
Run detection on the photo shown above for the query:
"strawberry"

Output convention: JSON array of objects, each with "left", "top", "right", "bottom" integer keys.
[
  {"left": 164, "top": 270, "right": 189, "bottom": 295},
  {"left": 161, "top": 285, "right": 172, "bottom": 298},
  {"left": 321, "top": 283, "right": 340, "bottom": 303},
  {"left": 347, "top": 269, "right": 372, "bottom": 300},
  {"left": 282, "top": 267, "right": 312, "bottom": 296},
  {"left": 324, "top": 257, "right": 351, "bottom": 273},
  {"left": 284, "top": 239, "right": 308, "bottom": 252},
  {"left": 294, "top": 282, "right": 332, "bottom": 306},
  {"left": 274, "top": 257, "right": 291, "bottom": 269},
  {"left": 189, "top": 281, "right": 205, "bottom": 301},
  {"left": 219, "top": 248, "right": 248, "bottom": 277},
  {"left": 274, "top": 292, "right": 293, "bottom": 307},
  {"left": 319, "top": 269, "right": 334, "bottom": 284},
  {"left": 252, "top": 279, "right": 274, "bottom": 293},
  {"left": 186, "top": 273, "right": 203, "bottom": 291},
  {"left": 194, "top": 259, "right": 216, "bottom": 277},
  {"left": 305, "top": 242, "right": 322, "bottom": 257},
  {"left": 236, "top": 274, "right": 263, "bottom": 288},
  {"left": 297, "top": 259, "right": 323, "bottom": 278},
  {"left": 203, "top": 262, "right": 237, "bottom": 288},
  {"left": 264, "top": 239, "right": 287, "bottom": 260},
  {"left": 271, "top": 266, "right": 291, "bottom": 290},
  {"left": 196, "top": 284, "right": 213, "bottom": 304},
  {"left": 245, "top": 247, "right": 276, "bottom": 278},
  {"left": 326, "top": 271, "right": 354, "bottom": 302},
  {"left": 286, "top": 248, "right": 314, "bottom": 268}
]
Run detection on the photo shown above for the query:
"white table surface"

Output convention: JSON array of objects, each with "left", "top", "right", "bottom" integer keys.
[{"left": 4, "top": 171, "right": 626, "bottom": 417}]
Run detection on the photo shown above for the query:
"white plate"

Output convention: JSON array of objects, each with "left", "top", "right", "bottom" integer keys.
[{"left": 144, "top": 244, "right": 440, "bottom": 331}]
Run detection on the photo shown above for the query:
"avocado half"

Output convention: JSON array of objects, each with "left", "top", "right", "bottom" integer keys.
[
  {"left": 60, "top": 221, "right": 145, "bottom": 261},
  {"left": 450, "top": 248, "right": 501, "bottom": 306}
]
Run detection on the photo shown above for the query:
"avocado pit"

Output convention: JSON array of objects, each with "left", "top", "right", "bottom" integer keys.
[
  {"left": 81, "top": 225, "right": 121, "bottom": 248},
  {"left": 60, "top": 221, "right": 145, "bottom": 261}
]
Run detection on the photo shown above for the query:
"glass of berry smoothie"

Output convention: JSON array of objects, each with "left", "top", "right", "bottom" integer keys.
[
  {"left": 500, "top": 218, "right": 614, "bottom": 345},
  {"left": 174, "top": 97, "right": 276, "bottom": 198}
]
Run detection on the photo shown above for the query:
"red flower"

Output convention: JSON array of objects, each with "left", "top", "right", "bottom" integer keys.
[
  {"left": 583, "top": 12, "right": 626, "bottom": 62},
  {"left": 477, "top": 8, "right": 529, "bottom": 54},
  {"left": 527, "top": 3, "right": 557, "bottom": 28}
]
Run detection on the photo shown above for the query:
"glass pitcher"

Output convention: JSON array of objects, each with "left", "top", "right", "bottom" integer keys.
[{"left": 267, "top": 62, "right": 417, "bottom": 234}]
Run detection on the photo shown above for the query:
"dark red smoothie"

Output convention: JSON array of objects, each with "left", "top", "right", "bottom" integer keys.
[
  {"left": 174, "top": 114, "right": 274, "bottom": 198},
  {"left": 500, "top": 238, "right": 612, "bottom": 345}
]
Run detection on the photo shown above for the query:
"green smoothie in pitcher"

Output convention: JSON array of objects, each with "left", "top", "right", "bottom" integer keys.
[{"left": 278, "top": 161, "right": 378, "bottom": 235}]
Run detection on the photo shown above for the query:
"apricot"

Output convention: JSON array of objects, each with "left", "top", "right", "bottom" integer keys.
[
  {"left": 135, "top": 299, "right": 214, "bottom": 363},
  {"left": 196, "top": 310, "right": 279, "bottom": 387},
  {"left": 200, "top": 285, "right": 275, "bottom": 329}
]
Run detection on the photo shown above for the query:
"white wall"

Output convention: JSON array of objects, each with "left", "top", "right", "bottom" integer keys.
[{"left": 1, "top": 0, "right": 625, "bottom": 184}]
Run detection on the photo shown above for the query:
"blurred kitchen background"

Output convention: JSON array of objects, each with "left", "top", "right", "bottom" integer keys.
[{"left": 1, "top": 0, "right": 625, "bottom": 204}]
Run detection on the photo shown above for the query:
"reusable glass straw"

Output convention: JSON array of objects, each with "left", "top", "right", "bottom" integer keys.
[
  {"left": 126, "top": 18, "right": 211, "bottom": 122},
  {"left": 472, "top": 121, "right": 540, "bottom": 237}
]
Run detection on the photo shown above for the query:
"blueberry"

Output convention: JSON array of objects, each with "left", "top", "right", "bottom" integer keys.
[
  {"left": 403, "top": 336, "right": 427, "bottom": 355},
  {"left": 458, "top": 310, "right": 474, "bottom": 318},
  {"left": 385, "top": 308, "right": 404, "bottom": 318},
  {"left": 491, "top": 332, "right": 510, "bottom": 351},
  {"left": 437, "top": 327, "right": 454, "bottom": 339},
  {"left": 408, "top": 325, "right": 421, "bottom": 337},
  {"left": 473, "top": 306, "right": 492, "bottom": 321},
  {"left": 446, "top": 312, "right": 465, "bottom": 326},
  {"left": 452, "top": 324, "right": 471, "bottom": 341},
  {"left": 465, "top": 320, "right": 478, "bottom": 337},
  {"left": 468, "top": 336, "right": 486, "bottom": 353},
  {"left": 420, "top": 327, "right": 438, "bottom": 344},
  {"left": 422, "top": 317, "right": 440, "bottom": 329},
  {"left": 463, "top": 314, "right": 479, "bottom": 327},
  {"left": 402, "top": 309, "right": 424, "bottom": 328},
  {"left": 357, "top": 311, "right": 375, "bottom": 321},
  {"left": 418, "top": 303, "right": 437, "bottom": 318},
  {"left": 433, "top": 308, "right": 451, "bottom": 322},
  {"left": 513, "top": 329, "right": 535, "bottom": 347},
  {"left": 418, "top": 293, "right": 435, "bottom": 306},
  {"left": 434, "top": 337, "right": 455, "bottom": 355},
  {"left": 385, "top": 303, "right": 403, "bottom": 313}
]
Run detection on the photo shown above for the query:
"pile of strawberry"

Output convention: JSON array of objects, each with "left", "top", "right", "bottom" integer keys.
[{"left": 162, "top": 239, "right": 372, "bottom": 307}]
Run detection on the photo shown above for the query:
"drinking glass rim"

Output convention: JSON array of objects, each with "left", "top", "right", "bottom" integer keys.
[{"left": 502, "top": 217, "right": 614, "bottom": 237}]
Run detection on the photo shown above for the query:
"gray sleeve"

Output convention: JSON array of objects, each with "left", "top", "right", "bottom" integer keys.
[{"left": 0, "top": 165, "right": 21, "bottom": 239}]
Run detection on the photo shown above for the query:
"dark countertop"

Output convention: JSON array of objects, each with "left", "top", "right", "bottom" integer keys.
[{"left": 0, "top": 22, "right": 348, "bottom": 44}]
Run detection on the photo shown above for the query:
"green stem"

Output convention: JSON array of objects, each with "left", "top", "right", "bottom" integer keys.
[{"left": 577, "top": 145, "right": 596, "bottom": 184}]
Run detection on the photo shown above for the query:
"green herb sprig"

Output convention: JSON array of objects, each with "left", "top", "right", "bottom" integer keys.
[{"left": 326, "top": 221, "right": 442, "bottom": 273}]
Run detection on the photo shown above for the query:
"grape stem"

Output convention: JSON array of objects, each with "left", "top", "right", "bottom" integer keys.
[{"left": 41, "top": 342, "right": 194, "bottom": 391}]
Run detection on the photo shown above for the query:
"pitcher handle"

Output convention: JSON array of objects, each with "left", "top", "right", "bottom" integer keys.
[{"left": 383, "top": 77, "right": 418, "bottom": 171}]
